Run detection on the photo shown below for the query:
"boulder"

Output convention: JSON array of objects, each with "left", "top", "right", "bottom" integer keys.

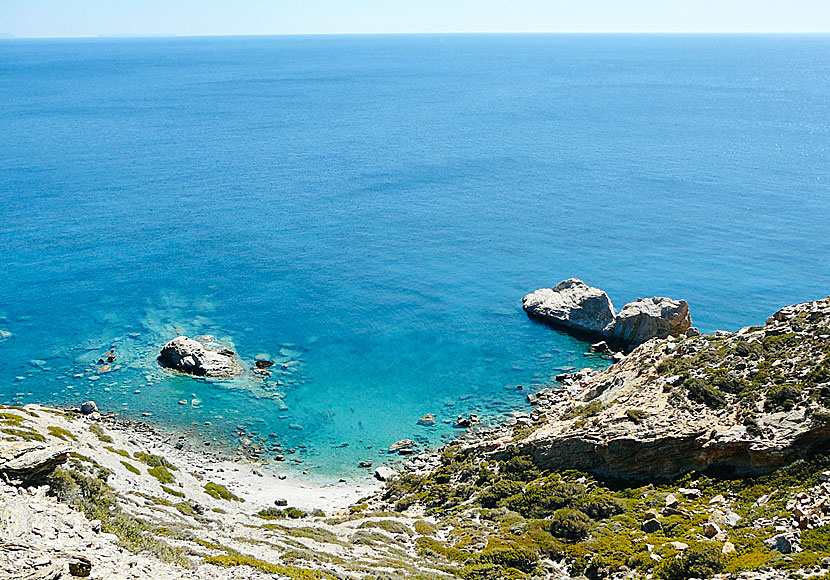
[
  {"left": 607, "top": 297, "right": 691, "bottom": 348},
  {"left": 417, "top": 414, "right": 435, "bottom": 427},
  {"left": 522, "top": 279, "right": 616, "bottom": 336},
  {"left": 158, "top": 336, "right": 243, "bottom": 379},
  {"left": 80, "top": 401, "right": 98, "bottom": 415},
  {"left": 523, "top": 279, "right": 692, "bottom": 348},
  {"left": 0, "top": 442, "right": 69, "bottom": 485},
  {"left": 374, "top": 466, "right": 397, "bottom": 482},
  {"left": 389, "top": 439, "right": 416, "bottom": 454}
]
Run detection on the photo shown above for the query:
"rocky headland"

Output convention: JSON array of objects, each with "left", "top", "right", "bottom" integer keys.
[{"left": 2, "top": 293, "right": 830, "bottom": 580}]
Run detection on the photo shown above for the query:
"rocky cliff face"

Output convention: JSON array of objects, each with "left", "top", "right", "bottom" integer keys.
[{"left": 513, "top": 297, "right": 830, "bottom": 479}]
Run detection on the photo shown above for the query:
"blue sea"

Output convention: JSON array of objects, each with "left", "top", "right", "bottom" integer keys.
[{"left": 1, "top": 34, "right": 828, "bottom": 478}]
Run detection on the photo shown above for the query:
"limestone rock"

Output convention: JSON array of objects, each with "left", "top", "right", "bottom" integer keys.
[
  {"left": 523, "top": 279, "right": 692, "bottom": 348},
  {"left": 389, "top": 439, "right": 416, "bottom": 454},
  {"left": 607, "top": 297, "right": 691, "bottom": 347},
  {"left": 417, "top": 414, "right": 435, "bottom": 427},
  {"left": 522, "top": 279, "right": 616, "bottom": 336},
  {"left": 0, "top": 442, "right": 69, "bottom": 486},
  {"left": 508, "top": 297, "right": 830, "bottom": 480},
  {"left": 374, "top": 466, "right": 397, "bottom": 482},
  {"left": 158, "top": 336, "right": 243, "bottom": 379}
]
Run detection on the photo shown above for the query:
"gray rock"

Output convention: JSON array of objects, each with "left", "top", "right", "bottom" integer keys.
[
  {"left": 764, "top": 533, "right": 796, "bottom": 554},
  {"left": 417, "top": 414, "right": 435, "bottom": 427},
  {"left": 523, "top": 279, "right": 692, "bottom": 348},
  {"left": 685, "top": 326, "right": 700, "bottom": 338},
  {"left": 641, "top": 518, "right": 663, "bottom": 533},
  {"left": 158, "top": 336, "right": 243, "bottom": 379},
  {"left": 80, "top": 401, "right": 98, "bottom": 415},
  {"left": 274, "top": 498, "right": 288, "bottom": 507},
  {"left": 0, "top": 442, "right": 69, "bottom": 485},
  {"left": 607, "top": 297, "right": 691, "bottom": 347},
  {"left": 522, "top": 279, "right": 616, "bottom": 336},
  {"left": 389, "top": 439, "right": 416, "bottom": 453},
  {"left": 374, "top": 466, "right": 397, "bottom": 481}
]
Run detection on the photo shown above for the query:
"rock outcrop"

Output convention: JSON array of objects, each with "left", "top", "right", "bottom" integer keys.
[
  {"left": 507, "top": 296, "right": 830, "bottom": 479},
  {"left": 0, "top": 442, "right": 69, "bottom": 486},
  {"left": 157, "top": 336, "right": 243, "bottom": 379},
  {"left": 607, "top": 296, "right": 691, "bottom": 346},
  {"left": 522, "top": 279, "right": 691, "bottom": 349},
  {"left": 521, "top": 279, "right": 616, "bottom": 336}
]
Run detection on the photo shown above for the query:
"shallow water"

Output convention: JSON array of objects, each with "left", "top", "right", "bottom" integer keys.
[{"left": 1, "top": 34, "right": 828, "bottom": 477}]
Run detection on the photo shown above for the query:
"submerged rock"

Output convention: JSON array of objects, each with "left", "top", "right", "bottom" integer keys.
[{"left": 157, "top": 336, "right": 243, "bottom": 379}]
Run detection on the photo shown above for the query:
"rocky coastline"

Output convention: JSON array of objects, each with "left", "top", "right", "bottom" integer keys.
[{"left": 2, "top": 292, "right": 830, "bottom": 580}]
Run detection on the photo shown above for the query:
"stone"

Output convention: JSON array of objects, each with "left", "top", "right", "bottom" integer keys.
[
  {"left": 725, "top": 511, "right": 742, "bottom": 527},
  {"left": 702, "top": 522, "right": 721, "bottom": 538},
  {"left": 665, "top": 494, "right": 680, "bottom": 509},
  {"left": 389, "top": 439, "right": 416, "bottom": 453},
  {"left": 590, "top": 341, "right": 610, "bottom": 353},
  {"left": 374, "top": 466, "right": 397, "bottom": 481},
  {"left": 0, "top": 442, "right": 69, "bottom": 485},
  {"left": 722, "top": 541, "right": 736, "bottom": 555},
  {"left": 80, "top": 400, "right": 98, "bottom": 415},
  {"left": 522, "top": 279, "right": 616, "bottom": 336},
  {"left": 417, "top": 414, "right": 435, "bottom": 427},
  {"left": 641, "top": 518, "right": 663, "bottom": 533},
  {"left": 359, "top": 461, "right": 373, "bottom": 468},
  {"left": 670, "top": 541, "right": 689, "bottom": 551},
  {"left": 68, "top": 556, "right": 92, "bottom": 577},
  {"left": 764, "top": 533, "right": 795, "bottom": 554},
  {"left": 709, "top": 494, "right": 725, "bottom": 504},
  {"left": 255, "top": 359, "right": 274, "bottom": 369},
  {"left": 607, "top": 297, "right": 691, "bottom": 347},
  {"left": 685, "top": 326, "right": 700, "bottom": 338},
  {"left": 274, "top": 498, "right": 288, "bottom": 506},
  {"left": 677, "top": 488, "right": 702, "bottom": 499},
  {"left": 157, "top": 336, "right": 243, "bottom": 379}
]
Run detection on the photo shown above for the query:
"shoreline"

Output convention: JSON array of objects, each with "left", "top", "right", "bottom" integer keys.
[{"left": 92, "top": 407, "right": 384, "bottom": 513}]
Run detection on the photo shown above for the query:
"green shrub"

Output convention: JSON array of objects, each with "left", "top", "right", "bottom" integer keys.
[
  {"left": 120, "top": 461, "right": 141, "bottom": 475},
  {"left": 547, "top": 508, "right": 593, "bottom": 541},
  {"left": 478, "top": 480, "right": 524, "bottom": 508},
  {"left": 685, "top": 379, "right": 726, "bottom": 409},
  {"left": 89, "top": 424, "right": 113, "bottom": 443},
  {"left": 654, "top": 543, "right": 724, "bottom": 580},
  {"left": 765, "top": 383, "right": 802, "bottom": 412},
  {"left": 204, "top": 482, "right": 244, "bottom": 502},
  {"left": 147, "top": 466, "right": 175, "bottom": 484}
]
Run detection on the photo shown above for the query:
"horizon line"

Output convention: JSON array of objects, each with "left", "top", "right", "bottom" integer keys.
[{"left": 3, "top": 30, "right": 830, "bottom": 40}]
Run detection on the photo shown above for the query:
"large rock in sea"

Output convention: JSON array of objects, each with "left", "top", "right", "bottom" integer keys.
[
  {"left": 521, "top": 279, "right": 616, "bottom": 336},
  {"left": 158, "top": 336, "right": 243, "bottom": 379},
  {"left": 522, "top": 279, "right": 691, "bottom": 349},
  {"left": 607, "top": 297, "right": 691, "bottom": 347}
]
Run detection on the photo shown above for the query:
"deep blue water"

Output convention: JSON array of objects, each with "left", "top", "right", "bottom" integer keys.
[{"left": 1, "top": 34, "right": 828, "bottom": 478}]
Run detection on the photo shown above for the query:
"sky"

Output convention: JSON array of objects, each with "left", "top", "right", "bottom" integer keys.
[{"left": 2, "top": 0, "right": 830, "bottom": 38}]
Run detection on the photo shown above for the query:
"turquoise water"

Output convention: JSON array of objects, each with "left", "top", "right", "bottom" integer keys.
[{"left": 1, "top": 35, "right": 828, "bottom": 477}]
